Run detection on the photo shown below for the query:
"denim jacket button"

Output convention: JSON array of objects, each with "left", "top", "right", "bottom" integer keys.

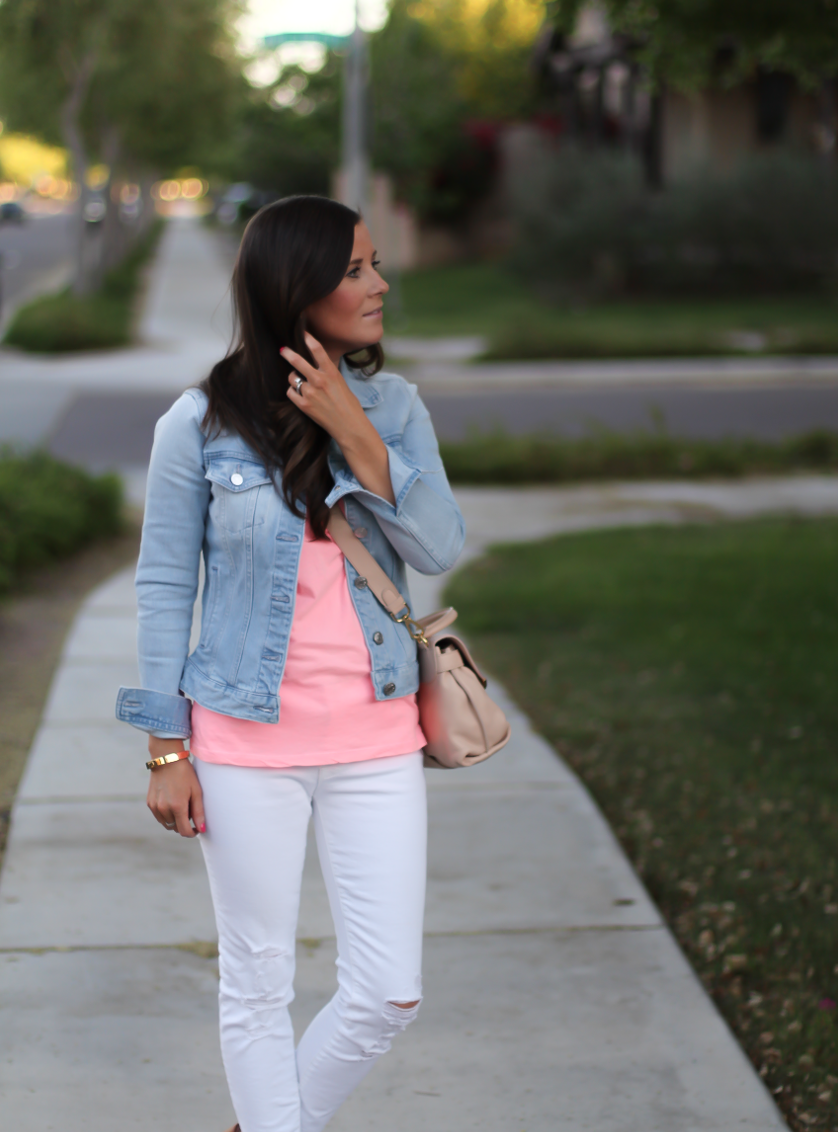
[
  {"left": 231, "top": 473, "right": 243, "bottom": 486},
  {"left": 373, "top": 631, "right": 384, "bottom": 645},
  {"left": 383, "top": 682, "right": 396, "bottom": 695},
  {"left": 354, "top": 527, "right": 368, "bottom": 539},
  {"left": 354, "top": 576, "right": 368, "bottom": 589}
]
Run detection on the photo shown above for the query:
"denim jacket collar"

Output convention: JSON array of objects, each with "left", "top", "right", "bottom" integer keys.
[{"left": 341, "top": 358, "right": 383, "bottom": 409}]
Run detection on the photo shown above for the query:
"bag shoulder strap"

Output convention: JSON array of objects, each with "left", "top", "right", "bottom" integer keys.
[
  {"left": 327, "top": 508, "right": 458, "bottom": 642},
  {"left": 327, "top": 507, "right": 408, "bottom": 617}
]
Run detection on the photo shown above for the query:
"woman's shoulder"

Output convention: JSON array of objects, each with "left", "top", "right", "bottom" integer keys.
[
  {"left": 153, "top": 387, "right": 209, "bottom": 440},
  {"left": 372, "top": 368, "right": 417, "bottom": 394},
  {"left": 154, "top": 386, "right": 207, "bottom": 428},
  {"left": 348, "top": 367, "right": 419, "bottom": 409},
  {"left": 170, "top": 386, "right": 209, "bottom": 420},
  {"left": 149, "top": 388, "right": 211, "bottom": 463}
]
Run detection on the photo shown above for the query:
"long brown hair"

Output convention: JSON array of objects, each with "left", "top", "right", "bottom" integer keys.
[{"left": 200, "top": 195, "right": 383, "bottom": 537}]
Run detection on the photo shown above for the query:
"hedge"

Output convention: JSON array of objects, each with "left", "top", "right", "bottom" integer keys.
[
  {"left": 439, "top": 429, "right": 838, "bottom": 485},
  {"left": 0, "top": 452, "right": 123, "bottom": 594},
  {"left": 3, "top": 220, "right": 163, "bottom": 353}
]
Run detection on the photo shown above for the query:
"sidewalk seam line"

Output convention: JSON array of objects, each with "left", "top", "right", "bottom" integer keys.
[{"left": 0, "top": 925, "right": 665, "bottom": 955}]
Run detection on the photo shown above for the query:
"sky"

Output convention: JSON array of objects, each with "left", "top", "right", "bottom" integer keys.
[
  {"left": 240, "top": 0, "right": 389, "bottom": 46},
  {"left": 239, "top": 0, "right": 390, "bottom": 82}
]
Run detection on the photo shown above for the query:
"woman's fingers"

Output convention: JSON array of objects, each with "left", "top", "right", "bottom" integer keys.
[
  {"left": 151, "top": 801, "right": 197, "bottom": 837},
  {"left": 281, "top": 346, "right": 319, "bottom": 383},
  {"left": 146, "top": 761, "right": 203, "bottom": 838},
  {"left": 303, "top": 331, "right": 329, "bottom": 366},
  {"left": 282, "top": 334, "right": 334, "bottom": 386},
  {"left": 148, "top": 802, "right": 169, "bottom": 828},
  {"left": 190, "top": 784, "right": 207, "bottom": 836},
  {"left": 173, "top": 804, "right": 196, "bottom": 838}
]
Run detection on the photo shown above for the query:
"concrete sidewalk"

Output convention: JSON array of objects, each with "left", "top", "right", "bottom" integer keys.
[
  {"left": 3, "top": 482, "right": 831, "bottom": 1131},
  {"left": 402, "top": 351, "right": 838, "bottom": 394}
]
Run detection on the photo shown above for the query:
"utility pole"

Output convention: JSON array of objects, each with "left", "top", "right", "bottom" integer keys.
[
  {"left": 341, "top": 0, "right": 368, "bottom": 216},
  {"left": 262, "top": 5, "right": 369, "bottom": 214}
]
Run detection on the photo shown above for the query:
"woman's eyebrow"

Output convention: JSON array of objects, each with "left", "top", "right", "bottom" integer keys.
[{"left": 348, "top": 251, "right": 377, "bottom": 266}]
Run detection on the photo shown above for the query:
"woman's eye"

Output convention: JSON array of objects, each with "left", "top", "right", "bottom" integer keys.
[
  {"left": 372, "top": 259, "right": 381, "bottom": 269},
  {"left": 347, "top": 267, "right": 360, "bottom": 278}
]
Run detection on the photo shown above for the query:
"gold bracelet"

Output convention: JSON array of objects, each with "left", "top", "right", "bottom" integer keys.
[{"left": 146, "top": 750, "right": 190, "bottom": 771}]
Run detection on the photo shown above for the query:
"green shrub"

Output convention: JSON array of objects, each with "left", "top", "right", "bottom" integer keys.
[
  {"left": 510, "top": 149, "right": 838, "bottom": 298},
  {"left": 4, "top": 220, "right": 163, "bottom": 353},
  {"left": 0, "top": 452, "right": 123, "bottom": 594},
  {"left": 439, "top": 429, "right": 838, "bottom": 485}
]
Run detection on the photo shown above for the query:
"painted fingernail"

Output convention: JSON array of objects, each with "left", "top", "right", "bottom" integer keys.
[{"left": 200, "top": 823, "right": 206, "bottom": 833}]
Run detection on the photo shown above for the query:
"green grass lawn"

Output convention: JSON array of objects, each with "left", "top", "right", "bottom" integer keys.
[
  {"left": 397, "top": 262, "right": 838, "bottom": 358},
  {"left": 445, "top": 518, "right": 838, "bottom": 1131}
]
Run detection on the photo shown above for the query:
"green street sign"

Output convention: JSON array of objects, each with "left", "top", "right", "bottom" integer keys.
[{"left": 262, "top": 32, "right": 351, "bottom": 51}]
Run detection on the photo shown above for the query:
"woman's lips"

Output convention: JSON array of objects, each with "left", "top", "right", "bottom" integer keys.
[{"left": 362, "top": 308, "right": 383, "bottom": 318}]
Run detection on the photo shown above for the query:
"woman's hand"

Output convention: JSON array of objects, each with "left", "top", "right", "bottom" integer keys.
[
  {"left": 283, "top": 333, "right": 395, "bottom": 505},
  {"left": 146, "top": 737, "right": 205, "bottom": 838}
]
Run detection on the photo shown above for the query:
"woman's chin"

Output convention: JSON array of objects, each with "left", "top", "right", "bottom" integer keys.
[{"left": 349, "top": 325, "right": 384, "bottom": 350}]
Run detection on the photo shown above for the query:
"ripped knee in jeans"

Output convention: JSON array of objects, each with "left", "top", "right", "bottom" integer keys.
[
  {"left": 357, "top": 997, "right": 422, "bottom": 1058},
  {"left": 381, "top": 997, "right": 422, "bottom": 1031}
]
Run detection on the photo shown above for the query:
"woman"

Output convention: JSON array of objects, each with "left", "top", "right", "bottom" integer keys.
[{"left": 116, "top": 195, "right": 465, "bottom": 1132}]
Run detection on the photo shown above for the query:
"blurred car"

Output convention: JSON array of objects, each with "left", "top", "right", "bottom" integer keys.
[
  {"left": 0, "top": 200, "right": 25, "bottom": 224},
  {"left": 84, "top": 193, "right": 107, "bottom": 224},
  {"left": 215, "top": 183, "right": 279, "bottom": 225}
]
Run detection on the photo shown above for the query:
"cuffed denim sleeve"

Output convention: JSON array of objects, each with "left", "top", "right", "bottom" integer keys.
[
  {"left": 114, "top": 389, "right": 210, "bottom": 737},
  {"left": 115, "top": 687, "right": 192, "bottom": 738},
  {"left": 327, "top": 382, "right": 465, "bottom": 575}
]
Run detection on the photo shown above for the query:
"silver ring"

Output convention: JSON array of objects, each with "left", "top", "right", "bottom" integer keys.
[
  {"left": 164, "top": 822, "right": 176, "bottom": 830},
  {"left": 294, "top": 376, "right": 304, "bottom": 394}
]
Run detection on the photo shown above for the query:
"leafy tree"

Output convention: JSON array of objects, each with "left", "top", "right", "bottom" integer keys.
[
  {"left": 370, "top": 1, "right": 465, "bottom": 214},
  {"left": 409, "top": 0, "right": 546, "bottom": 116},
  {"left": 90, "top": 0, "right": 242, "bottom": 174},
  {"left": 549, "top": 0, "right": 838, "bottom": 90},
  {"left": 227, "top": 60, "right": 341, "bottom": 197},
  {"left": 370, "top": 0, "right": 547, "bottom": 219},
  {"left": 0, "top": 0, "right": 242, "bottom": 291},
  {"left": 218, "top": 0, "right": 549, "bottom": 223}
]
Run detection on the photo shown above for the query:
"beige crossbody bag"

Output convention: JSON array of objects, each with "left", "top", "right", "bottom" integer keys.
[{"left": 328, "top": 508, "right": 511, "bottom": 769}]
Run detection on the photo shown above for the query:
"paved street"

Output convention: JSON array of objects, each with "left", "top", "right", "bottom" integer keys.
[
  {"left": 421, "top": 380, "right": 838, "bottom": 440},
  {"left": 0, "top": 218, "right": 232, "bottom": 453},
  {"left": 2, "top": 216, "right": 838, "bottom": 465},
  {"left": 0, "top": 208, "right": 75, "bottom": 333},
  {"left": 0, "top": 217, "right": 814, "bottom": 1130},
  {"left": 44, "top": 377, "right": 838, "bottom": 470}
]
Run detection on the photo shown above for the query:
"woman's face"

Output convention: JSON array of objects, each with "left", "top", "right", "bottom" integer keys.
[{"left": 305, "top": 221, "right": 389, "bottom": 362}]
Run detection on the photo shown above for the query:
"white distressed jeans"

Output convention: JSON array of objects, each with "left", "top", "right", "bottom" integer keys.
[{"left": 194, "top": 752, "right": 427, "bottom": 1132}]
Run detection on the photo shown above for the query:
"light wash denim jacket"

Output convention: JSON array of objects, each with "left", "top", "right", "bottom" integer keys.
[{"left": 115, "top": 363, "right": 465, "bottom": 739}]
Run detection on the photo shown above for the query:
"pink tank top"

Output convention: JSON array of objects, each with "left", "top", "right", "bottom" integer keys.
[{"left": 190, "top": 519, "right": 424, "bottom": 767}]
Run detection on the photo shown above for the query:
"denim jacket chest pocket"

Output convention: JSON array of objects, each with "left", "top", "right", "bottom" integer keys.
[{"left": 205, "top": 456, "right": 274, "bottom": 532}]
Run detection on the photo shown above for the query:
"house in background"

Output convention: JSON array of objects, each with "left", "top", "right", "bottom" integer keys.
[{"left": 534, "top": 1, "right": 836, "bottom": 185}]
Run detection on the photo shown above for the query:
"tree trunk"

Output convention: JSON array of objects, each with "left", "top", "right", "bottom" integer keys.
[
  {"left": 643, "top": 86, "right": 665, "bottom": 189},
  {"left": 137, "top": 173, "right": 158, "bottom": 237},
  {"left": 59, "top": 50, "right": 98, "bottom": 296},
  {"left": 97, "top": 125, "right": 125, "bottom": 282}
]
